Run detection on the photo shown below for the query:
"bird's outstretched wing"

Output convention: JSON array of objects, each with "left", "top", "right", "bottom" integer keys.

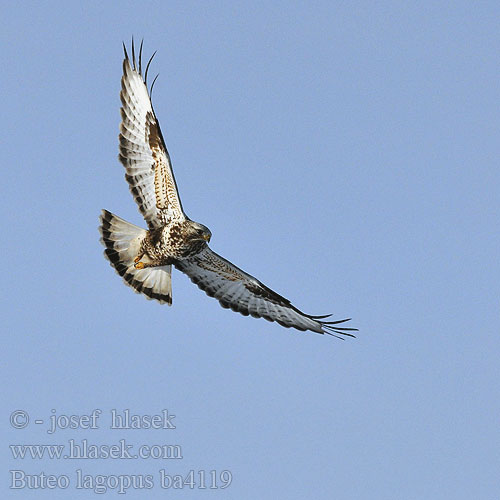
[
  {"left": 175, "top": 247, "right": 357, "bottom": 338},
  {"left": 119, "top": 41, "right": 185, "bottom": 229}
]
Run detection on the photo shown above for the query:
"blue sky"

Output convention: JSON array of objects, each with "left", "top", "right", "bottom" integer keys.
[{"left": 2, "top": 1, "right": 499, "bottom": 498}]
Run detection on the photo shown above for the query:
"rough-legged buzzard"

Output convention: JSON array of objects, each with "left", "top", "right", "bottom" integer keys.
[{"left": 99, "top": 41, "right": 357, "bottom": 339}]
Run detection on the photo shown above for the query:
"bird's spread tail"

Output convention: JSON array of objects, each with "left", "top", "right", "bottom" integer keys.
[{"left": 99, "top": 209, "right": 172, "bottom": 305}]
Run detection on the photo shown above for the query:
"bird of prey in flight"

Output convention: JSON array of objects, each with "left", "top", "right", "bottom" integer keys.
[{"left": 99, "top": 41, "right": 357, "bottom": 339}]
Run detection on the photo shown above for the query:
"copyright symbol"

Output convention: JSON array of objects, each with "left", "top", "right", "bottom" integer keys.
[{"left": 10, "top": 410, "right": 29, "bottom": 429}]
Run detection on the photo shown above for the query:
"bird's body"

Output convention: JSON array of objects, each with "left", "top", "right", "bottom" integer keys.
[
  {"left": 137, "top": 220, "right": 211, "bottom": 267},
  {"left": 99, "top": 41, "right": 356, "bottom": 338}
]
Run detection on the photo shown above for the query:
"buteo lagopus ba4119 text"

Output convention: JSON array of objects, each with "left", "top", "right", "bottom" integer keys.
[{"left": 99, "top": 41, "right": 357, "bottom": 339}]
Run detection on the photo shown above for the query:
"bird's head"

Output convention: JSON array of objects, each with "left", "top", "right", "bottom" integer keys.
[{"left": 187, "top": 220, "right": 212, "bottom": 243}]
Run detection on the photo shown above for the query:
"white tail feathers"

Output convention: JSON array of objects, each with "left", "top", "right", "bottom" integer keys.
[{"left": 99, "top": 210, "right": 172, "bottom": 305}]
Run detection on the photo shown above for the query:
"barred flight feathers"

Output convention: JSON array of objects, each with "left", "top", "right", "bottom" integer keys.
[
  {"left": 119, "top": 43, "right": 185, "bottom": 229},
  {"left": 175, "top": 248, "right": 356, "bottom": 338},
  {"left": 99, "top": 40, "right": 357, "bottom": 339}
]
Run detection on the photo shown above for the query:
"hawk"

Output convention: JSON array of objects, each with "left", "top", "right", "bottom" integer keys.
[{"left": 99, "top": 41, "right": 357, "bottom": 339}]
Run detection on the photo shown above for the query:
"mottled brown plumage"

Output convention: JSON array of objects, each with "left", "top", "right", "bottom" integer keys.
[
  {"left": 135, "top": 220, "right": 211, "bottom": 269},
  {"left": 99, "top": 41, "right": 357, "bottom": 338}
]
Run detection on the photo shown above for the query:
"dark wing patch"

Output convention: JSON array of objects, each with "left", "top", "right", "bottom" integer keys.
[
  {"left": 119, "top": 41, "right": 185, "bottom": 228},
  {"left": 175, "top": 247, "right": 357, "bottom": 338}
]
